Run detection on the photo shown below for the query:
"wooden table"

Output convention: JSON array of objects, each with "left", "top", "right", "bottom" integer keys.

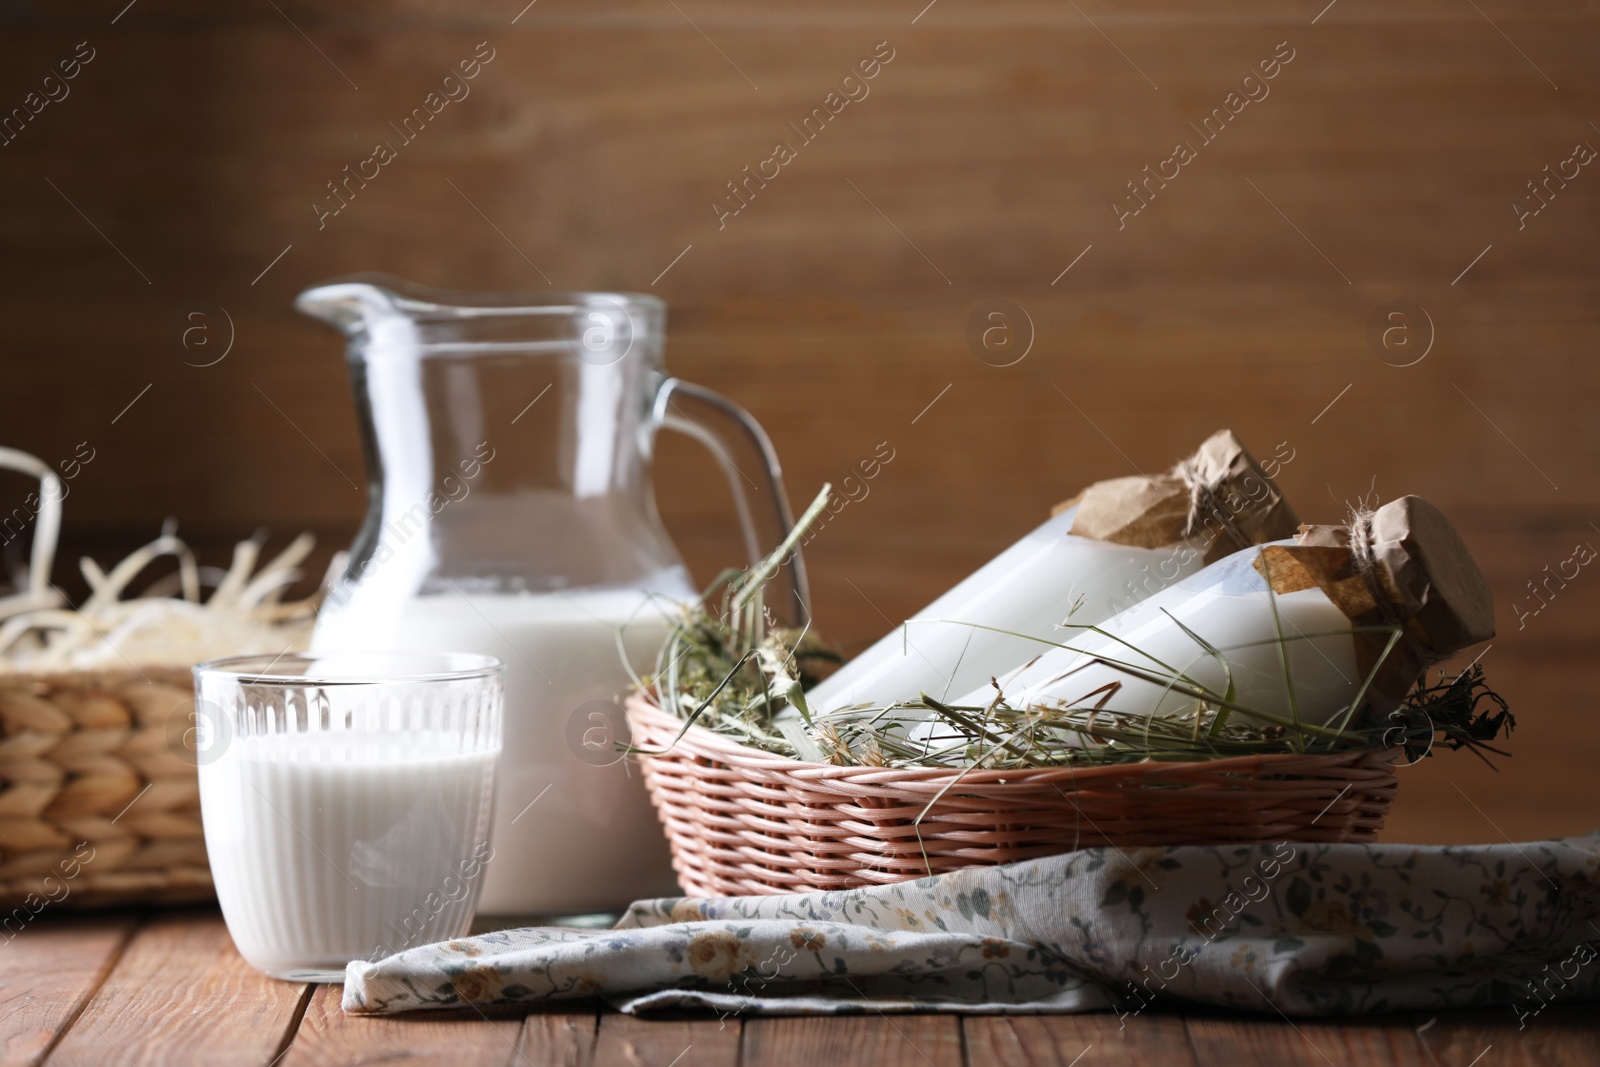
[{"left": 3, "top": 907, "right": 1594, "bottom": 1067}]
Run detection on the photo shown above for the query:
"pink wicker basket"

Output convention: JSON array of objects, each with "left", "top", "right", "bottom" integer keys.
[{"left": 625, "top": 694, "right": 1398, "bottom": 897}]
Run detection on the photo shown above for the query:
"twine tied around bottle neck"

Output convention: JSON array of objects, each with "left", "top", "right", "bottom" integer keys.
[
  {"left": 1253, "top": 495, "right": 1496, "bottom": 718},
  {"left": 1062, "top": 430, "right": 1301, "bottom": 563},
  {"left": 1174, "top": 454, "right": 1254, "bottom": 556},
  {"left": 1345, "top": 505, "right": 1442, "bottom": 675}
]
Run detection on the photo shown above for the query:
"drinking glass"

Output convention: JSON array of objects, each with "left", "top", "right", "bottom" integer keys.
[{"left": 194, "top": 652, "right": 502, "bottom": 981}]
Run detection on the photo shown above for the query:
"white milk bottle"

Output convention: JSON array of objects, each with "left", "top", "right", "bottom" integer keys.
[
  {"left": 948, "top": 544, "right": 1361, "bottom": 731},
  {"left": 299, "top": 278, "right": 808, "bottom": 916},
  {"left": 805, "top": 429, "right": 1299, "bottom": 715},
  {"left": 948, "top": 496, "right": 1495, "bottom": 737}
]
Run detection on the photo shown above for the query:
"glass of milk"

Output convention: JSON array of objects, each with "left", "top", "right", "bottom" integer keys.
[{"left": 194, "top": 651, "right": 503, "bottom": 982}]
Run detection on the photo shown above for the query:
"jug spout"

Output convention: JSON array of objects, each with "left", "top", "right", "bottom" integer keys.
[{"left": 295, "top": 276, "right": 414, "bottom": 337}]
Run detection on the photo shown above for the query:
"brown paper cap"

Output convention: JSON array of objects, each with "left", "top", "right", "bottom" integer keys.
[
  {"left": 1064, "top": 430, "right": 1299, "bottom": 562},
  {"left": 1254, "top": 495, "right": 1495, "bottom": 715}
]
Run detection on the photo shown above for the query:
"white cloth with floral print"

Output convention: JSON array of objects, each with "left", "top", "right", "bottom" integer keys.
[{"left": 343, "top": 834, "right": 1600, "bottom": 1018}]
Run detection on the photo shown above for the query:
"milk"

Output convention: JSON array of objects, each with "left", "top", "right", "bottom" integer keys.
[
  {"left": 313, "top": 581, "right": 687, "bottom": 916},
  {"left": 200, "top": 734, "right": 496, "bottom": 980},
  {"left": 804, "top": 506, "right": 1207, "bottom": 714},
  {"left": 949, "top": 545, "right": 1361, "bottom": 732}
]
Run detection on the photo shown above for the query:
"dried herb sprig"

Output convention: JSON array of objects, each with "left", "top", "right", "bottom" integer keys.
[{"left": 1380, "top": 663, "right": 1514, "bottom": 768}]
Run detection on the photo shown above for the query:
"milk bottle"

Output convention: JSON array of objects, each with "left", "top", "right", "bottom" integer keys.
[
  {"left": 950, "top": 497, "right": 1496, "bottom": 737},
  {"left": 805, "top": 430, "right": 1299, "bottom": 715}
]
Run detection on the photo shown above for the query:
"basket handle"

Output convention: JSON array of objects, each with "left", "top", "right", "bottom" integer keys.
[{"left": 0, "top": 447, "right": 66, "bottom": 619}]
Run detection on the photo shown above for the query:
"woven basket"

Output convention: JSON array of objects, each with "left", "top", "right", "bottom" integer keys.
[
  {"left": 0, "top": 667, "right": 212, "bottom": 909},
  {"left": 626, "top": 694, "right": 1398, "bottom": 897}
]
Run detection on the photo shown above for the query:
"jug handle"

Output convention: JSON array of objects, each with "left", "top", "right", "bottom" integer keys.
[{"left": 651, "top": 378, "right": 810, "bottom": 626}]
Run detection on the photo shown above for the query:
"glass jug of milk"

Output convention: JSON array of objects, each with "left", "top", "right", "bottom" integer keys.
[{"left": 296, "top": 277, "right": 807, "bottom": 917}]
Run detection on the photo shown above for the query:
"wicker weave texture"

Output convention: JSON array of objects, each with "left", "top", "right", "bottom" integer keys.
[
  {"left": 0, "top": 668, "right": 213, "bottom": 909},
  {"left": 626, "top": 695, "right": 1398, "bottom": 897}
]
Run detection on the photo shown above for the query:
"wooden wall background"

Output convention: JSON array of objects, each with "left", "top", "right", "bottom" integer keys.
[{"left": 2, "top": 0, "right": 1597, "bottom": 842}]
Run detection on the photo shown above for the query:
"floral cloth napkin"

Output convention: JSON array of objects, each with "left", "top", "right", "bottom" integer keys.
[{"left": 343, "top": 834, "right": 1600, "bottom": 1020}]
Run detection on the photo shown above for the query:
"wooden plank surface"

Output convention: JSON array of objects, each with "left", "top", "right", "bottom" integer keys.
[
  {"left": 40, "top": 910, "right": 308, "bottom": 1067},
  {"left": 964, "top": 1013, "right": 1193, "bottom": 1066},
  {"left": 1184, "top": 1013, "right": 1424, "bottom": 1066},
  {"left": 589, "top": 1013, "right": 740, "bottom": 1067},
  {"left": 0, "top": 1, "right": 1596, "bottom": 1063},
  {"left": 2, "top": 4, "right": 1596, "bottom": 526},
  {"left": 742, "top": 1015, "right": 963, "bottom": 1067},
  {"left": 516, "top": 1010, "right": 600, "bottom": 1067},
  {"left": 278, "top": 983, "right": 534, "bottom": 1067},
  {"left": 0, "top": 912, "right": 136, "bottom": 1067},
  {"left": 0, "top": 910, "right": 1590, "bottom": 1066},
  {"left": 0, "top": 0, "right": 1595, "bottom": 852},
  {"left": 1411, "top": 1006, "right": 1600, "bottom": 1067}
]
